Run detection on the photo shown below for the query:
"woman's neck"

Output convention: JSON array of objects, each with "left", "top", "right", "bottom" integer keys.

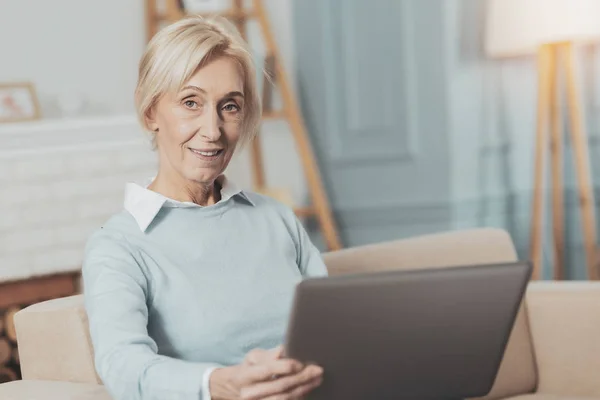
[{"left": 148, "top": 170, "right": 222, "bottom": 206}]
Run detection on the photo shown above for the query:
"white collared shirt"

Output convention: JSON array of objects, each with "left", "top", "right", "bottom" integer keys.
[{"left": 124, "top": 175, "right": 254, "bottom": 232}]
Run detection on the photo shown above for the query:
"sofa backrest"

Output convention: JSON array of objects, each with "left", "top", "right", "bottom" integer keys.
[
  {"left": 14, "top": 228, "right": 536, "bottom": 399},
  {"left": 322, "top": 228, "right": 537, "bottom": 400}
]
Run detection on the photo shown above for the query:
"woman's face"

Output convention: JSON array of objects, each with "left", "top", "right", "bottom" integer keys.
[{"left": 148, "top": 56, "right": 245, "bottom": 185}]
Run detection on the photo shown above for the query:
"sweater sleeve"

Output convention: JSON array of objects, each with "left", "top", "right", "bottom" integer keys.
[
  {"left": 292, "top": 214, "right": 329, "bottom": 279},
  {"left": 82, "top": 231, "right": 221, "bottom": 400}
]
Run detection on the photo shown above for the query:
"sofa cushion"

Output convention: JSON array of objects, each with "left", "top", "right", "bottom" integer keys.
[
  {"left": 525, "top": 283, "right": 600, "bottom": 397},
  {"left": 323, "top": 228, "right": 537, "bottom": 400},
  {"left": 0, "top": 380, "right": 110, "bottom": 400}
]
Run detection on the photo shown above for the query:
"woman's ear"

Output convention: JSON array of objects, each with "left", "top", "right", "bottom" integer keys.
[{"left": 145, "top": 105, "right": 159, "bottom": 132}]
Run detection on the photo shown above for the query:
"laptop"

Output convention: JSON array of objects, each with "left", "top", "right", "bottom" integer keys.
[{"left": 284, "top": 261, "right": 532, "bottom": 400}]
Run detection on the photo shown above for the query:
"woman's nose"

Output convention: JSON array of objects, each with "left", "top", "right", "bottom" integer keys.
[{"left": 201, "top": 108, "right": 222, "bottom": 141}]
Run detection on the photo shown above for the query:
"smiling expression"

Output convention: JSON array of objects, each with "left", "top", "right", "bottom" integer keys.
[{"left": 147, "top": 56, "right": 245, "bottom": 185}]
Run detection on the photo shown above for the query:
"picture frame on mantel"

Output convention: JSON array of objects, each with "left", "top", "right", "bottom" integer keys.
[{"left": 0, "top": 82, "right": 41, "bottom": 123}]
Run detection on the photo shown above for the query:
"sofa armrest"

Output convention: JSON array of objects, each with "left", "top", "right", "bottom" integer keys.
[
  {"left": 0, "top": 380, "right": 110, "bottom": 400},
  {"left": 13, "top": 294, "right": 100, "bottom": 384},
  {"left": 526, "top": 281, "right": 600, "bottom": 397}
]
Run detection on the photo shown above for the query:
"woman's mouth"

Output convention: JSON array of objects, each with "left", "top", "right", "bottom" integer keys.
[{"left": 188, "top": 148, "right": 224, "bottom": 161}]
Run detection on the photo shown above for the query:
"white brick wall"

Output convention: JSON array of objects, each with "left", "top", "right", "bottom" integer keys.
[{"left": 0, "top": 115, "right": 157, "bottom": 282}]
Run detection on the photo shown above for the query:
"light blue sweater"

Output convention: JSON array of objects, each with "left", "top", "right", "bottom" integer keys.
[{"left": 82, "top": 183, "right": 328, "bottom": 400}]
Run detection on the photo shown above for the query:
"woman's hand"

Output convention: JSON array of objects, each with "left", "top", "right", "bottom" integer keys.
[{"left": 209, "top": 347, "right": 324, "bottom": 400}]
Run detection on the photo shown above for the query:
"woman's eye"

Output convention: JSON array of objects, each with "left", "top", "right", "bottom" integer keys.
[
  {"left": 222, "top": 103, "right": 240, "bottom": 112},
  {"left": 184, "top": 100, "right": 198, "bottom": 109}
]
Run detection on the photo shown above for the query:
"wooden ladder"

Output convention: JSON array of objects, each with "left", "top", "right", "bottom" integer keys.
[{"left": 145, "top": 0, "right": 342, "bottom": 251}]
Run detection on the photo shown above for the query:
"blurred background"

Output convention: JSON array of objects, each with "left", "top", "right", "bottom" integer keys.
[{"left": 1, "top": 0, "right": 600, "bottom": 382}]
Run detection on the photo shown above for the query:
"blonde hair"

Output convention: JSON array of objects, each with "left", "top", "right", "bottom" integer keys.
[{"left": 135, "top": 15, "right": 262, "bottom": 147}]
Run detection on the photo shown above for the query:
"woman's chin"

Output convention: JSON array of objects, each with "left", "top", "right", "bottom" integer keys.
[
  {"left": 183, "top": 168, "right": 223, "bottom": 185},
  {"left": 179, "top": 150, "right": 232, "bottom": 183}
]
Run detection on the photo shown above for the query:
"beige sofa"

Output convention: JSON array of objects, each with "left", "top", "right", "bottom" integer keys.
[{"left": 1, "top": 228, "right": 600, "bottom": 399}]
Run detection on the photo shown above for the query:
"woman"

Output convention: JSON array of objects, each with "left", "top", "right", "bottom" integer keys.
[{"left": 82, "top": 15, "right": 326, "bottom": 400}]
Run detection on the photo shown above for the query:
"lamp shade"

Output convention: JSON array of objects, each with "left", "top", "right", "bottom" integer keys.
[{"left": 485, "top": 0, "right": 600, "bottom": 58}]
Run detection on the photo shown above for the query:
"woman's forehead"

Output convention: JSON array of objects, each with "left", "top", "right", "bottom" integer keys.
[{"left": 182, "top": 57, "right": 244, "bottom": 93}]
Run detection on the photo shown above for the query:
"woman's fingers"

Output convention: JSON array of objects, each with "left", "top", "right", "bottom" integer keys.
[
  {"left": 244, "top": 348, "right": 268, "bottom": 365},
  {"left": 244, "top": 346, "right": 284, "bottom": 365},
  {"left": 245, "top": 359, "right": 305, "bottom": 383},
  {"left": 262, "top": 376, "right": 323, "bottom": 400},
  {"left": 237, "top": 351, "right": 324, "bottom": 400},
  {"left": 240, "top": 364, "right": 323, "bottom": 400},
  {"left": 270, "top": 345, "right": 284, "bottom": 359}
]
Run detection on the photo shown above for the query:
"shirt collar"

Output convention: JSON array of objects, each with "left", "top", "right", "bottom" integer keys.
[{"left": 124, "top": 175, "right": 254, "bottom": 232}]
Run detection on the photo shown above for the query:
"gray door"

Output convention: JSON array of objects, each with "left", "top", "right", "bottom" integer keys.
[{"left": 293, "top": 0, "right": 452, "bottom": 246}]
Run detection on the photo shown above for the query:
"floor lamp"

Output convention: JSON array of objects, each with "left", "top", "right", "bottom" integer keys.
[{"left": 485, "top": 0, "right": 600, "bottom": 280}]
